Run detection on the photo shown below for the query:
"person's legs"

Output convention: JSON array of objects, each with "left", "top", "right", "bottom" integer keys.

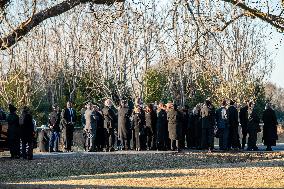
[{"left": 49, "top": 132, "right": 55, "bottom": 152}]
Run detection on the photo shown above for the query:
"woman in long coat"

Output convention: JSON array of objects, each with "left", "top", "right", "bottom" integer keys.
[
  {"left": 118, "top": 100, "right": 131, "bottom": 150},
  {"left": 167, "top": 103, "right": 182, "bottom": 151},
  {"left": 262, "top": 104, "right": 278, "bottom": 151}
]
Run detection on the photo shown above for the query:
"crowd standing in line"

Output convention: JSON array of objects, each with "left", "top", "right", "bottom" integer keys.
[{"left": 2, "top": 97, "right": 279, "bottom": 159}]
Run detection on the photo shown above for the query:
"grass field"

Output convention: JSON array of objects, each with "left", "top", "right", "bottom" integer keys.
[{"left": 0, "top": 151, "right": 284, "bottom": 188}]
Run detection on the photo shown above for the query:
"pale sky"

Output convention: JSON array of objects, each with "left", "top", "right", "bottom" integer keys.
[{"left": 268, "top": 30, "right": 284, "bottom": 88}]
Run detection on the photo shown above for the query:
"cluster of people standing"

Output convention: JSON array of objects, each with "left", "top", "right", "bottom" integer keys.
[
  {"left": 4, "top": 96, "right": 279, "bottom": 159},
  {"left": 46, "top": 98, "right": 279, "bottom": 153}
]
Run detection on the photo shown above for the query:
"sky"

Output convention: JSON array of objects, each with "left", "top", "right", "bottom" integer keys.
[{"left": 268, "top": 30, "right": 284, "bottom": 88}]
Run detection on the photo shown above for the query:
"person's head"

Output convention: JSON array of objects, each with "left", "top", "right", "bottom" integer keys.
[
  {"left": 146, "top": 103, "right": 153, "bottom": 112},
  {"left": 158, "top": 102, "right": 164, "bottom": 109},
  {"left": 86, "top": 102, "right": 92, "bottom": 110},
  {"left": 134, "top": 105, "right": 141, "bottom": 113},
  {"left": 230, "top": 100, "right": 235, "bottom": 106},
  {"left": 22, "top": 106, "right": 29, "bottom": 114},
  {"left": 93, "top": 105, "right": 99, "bottom": 111},
  {"left": 52, "top": 104, "right": 59, "bottom": 111},
  {"left": 67, "top": 101, "right": 72, "bottom": 108},
  {"left": 265, "top": 103, "right": 271, "bottom": 110},
  {"left": 104, "top": 99, "right": 113, "bottom": 107},
  {"left": 249, "top": 101, "right": 254, "bottom": 109},
  {"left": 8, "top": 104, "right": 17, "bottom": 113},
  {"left": 222, "top": 100, "right": 227, "bottom": 107},
  {"left": 184, "top": 105, "right": 189, "bottom": 111}
]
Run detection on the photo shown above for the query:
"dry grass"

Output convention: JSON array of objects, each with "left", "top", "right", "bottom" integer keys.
[{"left": 1, "top": 151, "right": 284, "bottom": 188}]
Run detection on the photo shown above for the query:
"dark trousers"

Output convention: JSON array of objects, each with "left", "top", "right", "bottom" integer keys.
[
  {"left": 104, "top": 128, "right": 115, "bottom": 149},
  {"left": 21, "top": 139, "right": 33, "bottom": 159},
  {"left": 201, "top": 127, "right": 214, "bottom": 149},
  {"left": 228, "top": 126, "right": 241, "bottom": 149},
  {"left": 9, "top": 138, "right": 20, "bottom": 158},
  {"left": 247, "top": 130, "right": 258, "bottom": 150},
  {"left": 49, "top": 131, "right": 60, "bottom": 151},
  {"left": 63, "top": 124, "right": 74, "bottom": 151},
  {"left": 145, "top": 127, "right": 156, "bottom": 150},
  {"left": 170, "top": 139, "right": 179, "bottom": 150},
  {"left": 121, "top": 139, "right": 130, "bottom": 150},
  {"left": 218, "top": 128, "right": 229, "bottom": 150}
]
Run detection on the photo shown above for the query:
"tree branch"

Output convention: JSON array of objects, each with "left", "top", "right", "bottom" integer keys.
[
  {"left": 0, "top": 0, "right": 125, "bottom": 50},
  {"left": 222, "top": 0, "right": 284, "bottom": 32}
]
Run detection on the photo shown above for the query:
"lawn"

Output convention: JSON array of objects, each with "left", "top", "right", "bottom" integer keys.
[{"left": 0, "top": 151, "right": 284, "bottom": 188}]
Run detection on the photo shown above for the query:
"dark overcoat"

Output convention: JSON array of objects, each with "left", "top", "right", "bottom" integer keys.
[
  {"left": 118, "top": 107, "right": 131, "bottom": 140},
  {"left": 262, "top": 108, "right": 278, "bottom": 146},
  {"left": 156, "top": 109, "right": 167, "bottom": 143}
]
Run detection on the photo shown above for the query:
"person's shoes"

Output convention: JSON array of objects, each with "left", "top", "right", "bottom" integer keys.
[
  {"left": 109, "top": 148, "right": 115, "bottom": 152},
  {"left": 266, "top": 147, "right": 273, "bottom": 151},
  {"left": 253, "top": 147, "right": 259, "bottom": 151},
  {"left": 247, "top": 148, "right": 252, "bottom": 151}
]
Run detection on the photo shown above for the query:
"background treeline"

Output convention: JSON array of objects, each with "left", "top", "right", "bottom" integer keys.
[{"left": 0, "top": 1, "right": 282, "bottom": 126}]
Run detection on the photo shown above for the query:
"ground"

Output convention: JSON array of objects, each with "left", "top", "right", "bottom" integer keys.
[{"left": 0, "top": 144, "right": 284, "bottom": 188}]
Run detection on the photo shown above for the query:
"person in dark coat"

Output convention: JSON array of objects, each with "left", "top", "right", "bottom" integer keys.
[
  {"left": 190, "top": 104, "right": 202, "bottom": 149},
  {"left": 38, "top": 125, "right": 49, "bottom": 152},
  {"left": 0, "top": 107, "right": 6, "bottom": 120},
  {"left": 94, "top": 105, "right": 104, "bottom": 151},
  {"left": 262, "top": 103, "right": 278, "bottom": 151},
  {"left": 145, "top": 103, "right": 157, "bottom": 150},
  {"left": 156, "top": 102, "right": 167, "bottom": 151},
  {"left": 200, "top": 100, "right": 215, "bottom": 150},
  {"left": 216, "top": 100, "right": 229, "bottom": 150},
  {"left": 167, "top": 102, "right": 182, "bottom": 152},
  {"left": 48, "top": 104, "right": 61, "bottom": 152},
  {"left": 132, "top": 105, "right": 145, "bottom": 151},
  {"left": 19, "top": 106, "right": 34, "bottom": 160},
  {"left": 7, "top": 104, "right": 20, "bottom": 158},
  {"left": 118, "top": 100, "right": 132, "bottom": 150},
  {"left": 180, "top": 105, "right": 190, "bottom": 149},
  {"left": 247, "top": 102, "right": 260, "bottom": 151},
  {"left": 102, "top": 99, "right": 117, "bottom": 152},
  {"left": 62, "top": 101, "right": 77, "bottom": 152},
  {"left": 227, "top": 100, "right": 241, "bottom": 150},
  {"left": 239, "top": 101, "right": 249, "bottom": 149}
]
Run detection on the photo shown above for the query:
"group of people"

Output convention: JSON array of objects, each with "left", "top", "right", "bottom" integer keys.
[
  {"left": 4, "top": 104, "right": 36, "bottom": 160},
  {"left": 45, "top": 98, "right": 279, "bottom": 153},
  {"left": 4, "top": 97, "right": 279, "bottom": 159}
]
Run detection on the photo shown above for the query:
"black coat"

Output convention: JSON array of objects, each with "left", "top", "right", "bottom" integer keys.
[
  {"left": 102, "top": 106, "right": 116, "bottom": 129},
  {"left": 239, "top": 106, "right": 248, "bottom": 130},
  {"left": 20, "top": 113, "right": 34, "bottom": 141},
  {"left": 262, "top": 108, "right": 278, "bottom": 146},
  {"left": 132, "top": 111, "right": 145, "bottom": 133},
  {"left": 156, "top": 109, "right": 167, "bottom": 142},
  {"left": 248, "top": 108, "right": 260, "bottom": 133},
  {"left": 118, "top": 107, "right": 131, "bottom": 140},
  {"left": 167, "top": 109, "right": 182, "bottom": 140},
  {"left": 145, "top": 110, "right": 157, "bottom": 133},
  {"left": 227, "top": 105, "right": 239, "bottom": 127},
  {"left": 7, "top": 112, "right": 20, "bottom": 140},
  {"left": 63, "top": 108, "right": 77, "bottom": 124}
]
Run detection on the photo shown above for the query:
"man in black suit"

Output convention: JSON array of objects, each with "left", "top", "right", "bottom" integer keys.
[{"left": 62, "top": 101, "right": 77, "bottom": 152}]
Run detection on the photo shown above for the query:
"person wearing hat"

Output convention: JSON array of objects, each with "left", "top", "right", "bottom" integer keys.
[
  {"left": 262, "top": 103, "right": 278, "bottom": 151},
  {"left": 62, "top": 101, "right": 77, "bottom": 152},
  {"left": 102, "top": 99, "right": 117, "bottom": 152},
  {"left": 7, "top": 104, "right": 20, "bottom": 158},
  {"left": 48, "top": 104, "right": 61, "bottom": 152}
]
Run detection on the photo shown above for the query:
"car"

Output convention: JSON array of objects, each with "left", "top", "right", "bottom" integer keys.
[{"left": 0, "top": 120, "right": 9, "bottom": 152}]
